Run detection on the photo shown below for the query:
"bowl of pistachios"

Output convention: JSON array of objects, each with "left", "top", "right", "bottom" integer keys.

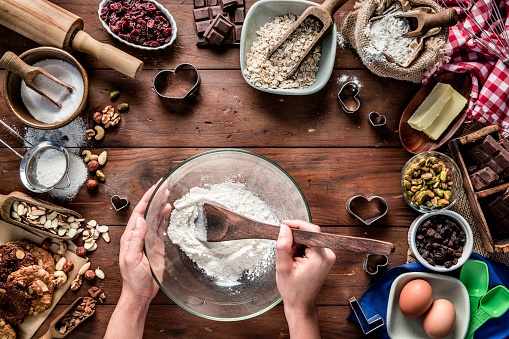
[{"left": 400, "top": 151, "right": 462, "bottom": 213}]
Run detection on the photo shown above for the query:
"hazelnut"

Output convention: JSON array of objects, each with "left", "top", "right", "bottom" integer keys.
[
  {"left": 62, "top": 261, "right": 74, "bottom": 273},
  {"left": 41, "top": 238, "right": 52, "bottom": 250},
  {"left": 76, "top": 246, "right": 87, "bottom": 257},
  {"left": 86, "top": 179, "right": 98, "bottom": 190},
  {"left": 93, "top": 112, "right": 103, "bottom": 124},
  {"left": 84, "top": 270, "right": 96, "bottom": 281},
  {"left": 87, "top": 160, "right": 100, "bottom": 172}
]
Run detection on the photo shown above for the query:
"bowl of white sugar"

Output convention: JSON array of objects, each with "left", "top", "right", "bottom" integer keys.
[
  {"left": 144, "top": 149, "right": 311, "bottom": 320},
  {"left": 4, "top": 47, "right": 89, "bottom": 130}
]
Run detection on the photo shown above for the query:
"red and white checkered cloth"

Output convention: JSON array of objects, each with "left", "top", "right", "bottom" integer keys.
[{"left": 423, "top": 0, "right": 509, "bottom": 135}]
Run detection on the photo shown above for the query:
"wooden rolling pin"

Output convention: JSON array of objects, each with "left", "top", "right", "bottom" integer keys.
[{"left": 0, "top": 0, "right": 143, "bottom": 78}]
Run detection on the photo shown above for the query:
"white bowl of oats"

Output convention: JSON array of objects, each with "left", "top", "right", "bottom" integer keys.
[{"left": 240, "top": 0, "right": 336, "bottom": 95}]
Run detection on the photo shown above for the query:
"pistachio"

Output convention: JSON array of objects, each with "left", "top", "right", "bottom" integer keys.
[
  {"left": 110, "top": 90, "right": 120, "bottom": 101},
  {"left": 421, "top": 173, "right": 433, "bottom": 181},
  {"left": 117, "top": 102, "right": 129, "bottom": 112},
  {"left": 96, "top": 170, "right": 106, "bottom": 182}
]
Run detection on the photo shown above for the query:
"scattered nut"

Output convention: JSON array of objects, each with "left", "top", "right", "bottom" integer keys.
[
  {"left": 89, "top": 154, "right": 99, "bottom": 161},
  {"left": 102, "top": 232, "right": 111, "bottom": 243},
  {"left": 117, "top": 103, "right": 129, "bottom": 112},
  {"left": 41, "top": 238, "right": 52, "bottom": 250},
  {"left": 87, "top": 161, "right": 100, "bottom": 172},
  {"left": 54, "top": 270, "right": 68, "bottom": 283},
  {"left": 62, "top": 261, "right": 74, "bottom": 273},
  {"left": 110, "top": 90, "right": 120, "bottom": 101},
  {"left": 93, "top": 112, "right": 103, "bottom": 124},
  {"left": 96, "top": 170, "right": 106, "bottom": 182},
  {"left": 70, "top": 275, "right": 82, "bottom": 291},
  {"left": 94, "top": 125, "right": 105, "bottom": 141},
  {"left": 86, "top": 179, "right": 99, "bottom": 190},
  {"left": 53, "top": 277, "right": 66, "bottom": 288},
  {"left": 76, "top": 247, "right": 87, "bottom": 257},
  {"left": 98, "top": 151, "right": 107, "bottom": 166},
  {"left": 78, "top": 262, "right": 91, "bottom": 276},
  {"left": 57, "top": 242, "right": 68, "bottom": 255},
  {"left": 15, "top": 250, "right": 25, "bottom": 260},
  {"left": 84, "top": 270, "right": 96, "bottom": 281},
  {"left": 85, "top": 129, "right": 95, "bottom": 140},
  {"left": 95, "top": 268, "right": 105, "bottom": 280},
  {"left": 55, "top": 257, "right": 67, "bottom": 271},
  {"left": 82, "top": 150, "right": 92, "bottom": 163},
  {"left": 88, "top": 287, "right": 102, "bottom": 299}
]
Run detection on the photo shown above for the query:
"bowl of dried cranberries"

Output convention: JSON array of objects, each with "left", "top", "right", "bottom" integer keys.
[{"left": 99, "top": 0, "right": 177, "bottom": 50}]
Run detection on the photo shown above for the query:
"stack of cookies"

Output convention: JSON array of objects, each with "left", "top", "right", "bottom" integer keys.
[{"left": 193, "top": 0, "right": 245, "bottom": 45}]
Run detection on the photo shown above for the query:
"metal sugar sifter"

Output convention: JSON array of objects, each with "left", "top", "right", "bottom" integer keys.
[{"left": 0, "top": 120, "right": 70, "bottom": 193}]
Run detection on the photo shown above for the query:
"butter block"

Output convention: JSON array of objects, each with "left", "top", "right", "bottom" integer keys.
[
  {"left": 407, "top": 83, "right": 454, "bottom": 131},
  {"left": 423, "top": 90, "right": 468, "bottom": 140}
]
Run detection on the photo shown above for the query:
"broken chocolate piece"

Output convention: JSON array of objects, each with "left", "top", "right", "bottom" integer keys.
[
  {"left": 196, "top": 20, "right": 211, "bottom": 34},
  {"left": 500, "top": 138, "right": 509, "bottom": 152},
  {"left": 234, "top": 7, "right": 245, "bottom": 24},
  {"left": 470, "top": 166, "right": 499, "bottom": 191},
  {"left": 220, "top": 0, "right": 237, "bottom": 9},
  {"left": 469, "top": 145, "right": 492, "bottom": 164},
  {"left": 480, "top": 135, "right": 504, "bottom": 155},
  {"left": 194, "top": 7, "right": 210, "bottom": 20},
  {"left": 194, "top": 0, "right": 206, "bottom": 7},
  {"left": 204, "top": 14, "right": 234, "bottom": 44},
  {"left": 208, "top": 5, "right": 222, "bottom": 18}
]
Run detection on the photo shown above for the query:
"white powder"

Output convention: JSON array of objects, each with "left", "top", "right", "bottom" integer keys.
[
  {"left": 364, "top": 10, "right": 413, "bottom": 65},
  {"left": 20, "top": 59, "right": 84, "bottom": 124},
  {"left": 167, "top": 182, "right": 278, "bottom": 284},
  {"left": 46, "top": 152, "right": 87, "bottom": 201},
  {"left": 35, "top": 148, "right": 67, "bottom": 188},
  {"left": 337, "top": 75, "right": 362, "bottom": 88},
  {"left": 24, "top": 117, "right": 88, "bottom": 149}
]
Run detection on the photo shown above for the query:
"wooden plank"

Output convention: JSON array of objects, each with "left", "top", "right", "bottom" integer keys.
[
  {"left": 0, "top": 148, "right": 420, "bottom": 226},
  {"left": 34, "top": 304, "right": 374, "bottom": 338},
  {"left": 52, "top": 225, "right": 407, "bottom": 306},
  {"left": 0, "top": 69, "right": 419, "bottom": 148}
]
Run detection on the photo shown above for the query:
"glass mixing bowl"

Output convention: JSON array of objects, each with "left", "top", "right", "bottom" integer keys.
[{"left": 144, "top": 149, "right": 311, "bottom": 321}]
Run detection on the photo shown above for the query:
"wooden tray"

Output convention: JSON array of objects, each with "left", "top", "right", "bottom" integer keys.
[
  {"left": 400, "top": 72, "right": 471, "bottom": 154},
  {"left": 447, "top": 125, "right": 509, "bottom": 253},
  {"left": 0, "top": 191, "right": 82, "bottom": 241}
]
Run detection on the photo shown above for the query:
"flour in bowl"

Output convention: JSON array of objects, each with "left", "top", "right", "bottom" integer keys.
[{"left": 167, "top": 182, "right": 278, "bottom": 283}]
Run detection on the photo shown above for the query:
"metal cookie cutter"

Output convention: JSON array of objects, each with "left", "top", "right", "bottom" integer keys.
[
  {"left": 337, "top": 81, "right": 360, "bottom": 113},
  {"left": 349, "top": 297, "right": 384, "bottom": 335},
  {"left": 346, "top": 195, "right": 388, "bottom": 225},
  {"left": 368, "top": 111, "right": 387, "bottom": 127},
  {"left": 153, "top": 63, "right": 201, "bottom": 99},
  {"left": 111, "top": 195, "right": 130, "bottom": 211},
  {"left": 363, "top": 254, "right": 388, "bottom": 275}
]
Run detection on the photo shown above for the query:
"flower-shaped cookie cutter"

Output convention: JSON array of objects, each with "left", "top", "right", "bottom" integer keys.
[
  {"left": 337, "top": 81, "right": 360, "bottom": 113},
  {"left": 346, "top": 195, "right": 388, "bottom": 225},
  {"left": 153, "top": 63, "right": 201, "bottom": 100},
  {"left": 363, "top": 254, "right": 388, "bottom": 275},
  {"left": 349, "top": 297, "right": 384, "bottom": 335},
  {"left": 111, "top": 195, "right": 130, "bottom": 211},
  {"left": 368, "top": 111, "right": 387, "bottom": 127}
]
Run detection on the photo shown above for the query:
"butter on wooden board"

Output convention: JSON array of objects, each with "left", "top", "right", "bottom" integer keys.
[{"left": 423, "top": 90, "right": 468, "bottom": 140}]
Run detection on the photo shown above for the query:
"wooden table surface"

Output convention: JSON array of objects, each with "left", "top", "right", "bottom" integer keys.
[{"left": 0, "top": 0, "right": 425, "bottom": 337}]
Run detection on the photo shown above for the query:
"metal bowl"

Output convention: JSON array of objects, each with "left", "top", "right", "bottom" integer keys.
[
  {"left": 3, "top": 47, "right": 89, "bottom": 130},
  {"left": 144, "top": 149, "right": 311, "bottom": 321}
]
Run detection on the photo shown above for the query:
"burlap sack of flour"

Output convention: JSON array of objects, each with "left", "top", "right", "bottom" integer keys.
[{"left": 341, "top": 0, "right": 449, "bottom": 83}]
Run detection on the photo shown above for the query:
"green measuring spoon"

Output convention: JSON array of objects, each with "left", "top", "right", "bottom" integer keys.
[
  {"left": 460, "top": 260, "right": 489, "bottom": 314},
  {"left": 465, "top": 285, "right": 509, "bottom": 339}
]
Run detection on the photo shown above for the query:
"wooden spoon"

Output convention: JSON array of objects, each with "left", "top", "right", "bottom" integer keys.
[
  {"left": 0, "top": 51, "right": 73, "bottom": 108},
  {"left": 39, "top": 297, "right": 95, "bottom": 339},
  {"left": 265, "top": 0, "right": 350, "bottom": 78},
  {"left": 396, "top": 8, "right": 458, "bottom": 37},
  {"left": 195, "top": 203, "right": 395, "bottom": 255}
]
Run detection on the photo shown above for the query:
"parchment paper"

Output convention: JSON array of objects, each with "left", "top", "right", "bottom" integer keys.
[{"left": 0, "top": 220, "right": 88, "bottom": 339}]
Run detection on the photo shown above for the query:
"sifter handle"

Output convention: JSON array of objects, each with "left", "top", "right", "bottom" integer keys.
[{"left": 70, "top": 30, "right": 143, "bottom": 79}]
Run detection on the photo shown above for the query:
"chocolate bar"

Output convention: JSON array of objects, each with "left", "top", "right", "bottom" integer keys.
[
  {"left": 500, "top": 138, "right": 509, "bottom": 152},
  {"left": 194, "top": 8, "right": 210, "bottom": 20},
  {"left": 194, "top": 0, "right": 206, "bottom": 7},
  {"left": 469, "top": 145, "right": 491, "bottom": 164},
  {"left": 220, "top": 0, "right": 236, "bottom": 10},
  {"left": 480, "top": 135, "right": 504, "bottom": 155},
  {"left": 492, "top": 218, "right": 509, "bottom": 239},
  {"left": 234, "top": 7, "right": 245, "bottom": 24},
  {"left": 196, "top": 20, "right": 211, "bottom": 34},
  {"left": 207, "top": 0, "right": 218, "bottom": 5},
  {"left": 470, "top": 166, "right": 499, "bottom": 191},
  {"left": 204, "top": 14, "right": 234, "bottom": 44}
]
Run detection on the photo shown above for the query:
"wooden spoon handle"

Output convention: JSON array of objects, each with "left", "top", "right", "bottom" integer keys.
[
  {"left": 423, "top": 9, "right": 458, "bottom": 30},
  {"left": 71, "top": 30, "right": 143, "bottom": 79},
  {"left": 321, "top": 0, "right": 350, "bottom": 17},
  {"left": 0, "top": 51, "right": 34, "bottom": 80},
  {"left": 39, "top": 330, "right": 56, "bottom": 339}
]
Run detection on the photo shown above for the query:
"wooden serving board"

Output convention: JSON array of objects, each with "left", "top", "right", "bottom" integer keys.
[{"left": 399, "top": 72, "right": 472, "bottom": 154}]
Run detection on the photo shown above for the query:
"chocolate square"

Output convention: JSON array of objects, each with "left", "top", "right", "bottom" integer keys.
[
  {"left": 480, "top": 135, "right": 504, "bottom": 155},
  {"left": 236, "top": 0, "right": 244, "bottom": 5},
  {"left": 208, "top": 5, "right": 222, "bottom": 18},
  {"left": 486, "top": 159, "right": 504, "bottom": 174},
  {"left": 194, "top": 0, "right": 206, "bottom": 7},
  {"left": 500, "top": 138, "right": 509, "bottom": 152},
  {"left": 206, "top": 30, "right": 224, "bottom": 44},
  {"left": 196, "top": 20, "right": 211, "bottom": 34},
  {"left": 220, "top": 0, "right": 237, "bottom": 9},
  {"left": 234, "top": 7, "right": 245, "bottom": 24},
  {"left": 469, "top": 145, "right": 491, "bottom": 164},
  {"left": 196, "top": 35, "right": 209, "bottom": 45},
  {"left": 234, "top": 24, "right": 242, "bottom": 42},
  {"left": 207, "top": 0, "right": 218, "bottom": 5},
  {"left": 204, "top": 14, "right": 234, "bottom": 44},
  {"left": 494, "top": 151, "right": 509, "bottom": 170},
  {"left": 194, "top": 8, "right": 210, "bottom": 20},
  {"left": 492, "top": 218, "right": 509, "bottom": 239},
  {"left": 470, "top": 166, "right": 499, "bottom": 191}
]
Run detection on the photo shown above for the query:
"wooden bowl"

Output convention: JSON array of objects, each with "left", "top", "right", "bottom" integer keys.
[{"left": 3, "top": 47, "right": 89, "bottom": 130}]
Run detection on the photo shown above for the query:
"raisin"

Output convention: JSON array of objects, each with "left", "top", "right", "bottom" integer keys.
[{"left": 444, "top": 261, "right": 453, "bottom": 268}]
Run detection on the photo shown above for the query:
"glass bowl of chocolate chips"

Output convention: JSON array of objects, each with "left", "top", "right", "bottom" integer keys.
[{"left": 408, "top": 211, "right": 473, "bottom": 272}]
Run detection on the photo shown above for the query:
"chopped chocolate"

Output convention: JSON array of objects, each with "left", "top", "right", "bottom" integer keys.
[
  {"left": 204, "top": 14, "right": 234, "bottom": 44},
  {"left": 469, "top": 145, "right": 491, "bottom": 164},
  {"left": 480, "top": 135, "right": 504, "bottom": 155},
  {"left": 486, "top": 158, "right": 505, "bottom": 174},
  {"left": 500, "top": 138, "right": 509, "bottom": 152},
  {"left": 196, "top": 20, "right": 212, "bottom": 34},
  {"left": 467, "top": 165, "right": 479, "bottom": 175},
  {"left": 492, "top": 218, "right": 509, "bottom": 239},
  {"left": 234, "top": 25, "right": 242, "bottom": 43},
  {"left": 470, "top": 166, "right": 499, "bottom": 191},
  {"left": 234, "top": 7, "right": 245, "bottom": 24},
  {"left": 220, "top": 0, "right": 237, "bottom": 10},
  {"left": 494, "top": 151, "right": 509, "bottom": 170},
  {"left": 208, "top": 5, "right": 223, "bottom": 18},
  {"left": 194, "top": 7, "right": 210, "bottom": 20},
  {"left": 194, "top": 0, "right": 206, "bottom": 7},
  {"left": 196, "top": 35, "right": 209, "bottom": 45}
]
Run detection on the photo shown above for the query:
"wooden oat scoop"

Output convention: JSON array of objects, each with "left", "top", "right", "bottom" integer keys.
[
  {"left": 0, "top": 0, "right": 143, "bottom": 78},
  {"left": 196, "top": 203, "right": 395, "bottom": 255},
  {"left": 266, "top": 0, "right": 350, "bottom": 78}
]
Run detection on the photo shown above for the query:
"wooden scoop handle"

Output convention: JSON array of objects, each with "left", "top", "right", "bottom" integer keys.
[
  {"left": 423, "top": 8, "right": 458, "bottom": 30},
  {"left": 71, "top": 30, "right": 143, "bottom": 79},
  {"left": 322, "top": 0, "right": 350, "bottom": 17},
  {"left": 0, "top": 51, "right": 35, "bottom": 81}
]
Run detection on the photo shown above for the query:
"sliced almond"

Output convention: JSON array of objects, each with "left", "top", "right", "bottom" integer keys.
[
  {"left": 75, "top": 218, "right": 85, "bottom": 222},
  {"left": 17, "top": 204, "right": 25, "bottom": 216},
  {"left": 31, "top": 209, "right": 45, "bottom": 216},
  {"left": 44, "top": 220, "right": 52, "bottom": 229},
  {"left": 97, "top": 225, "right": 109, "bottom": 233},
  {"left": 38, "top": 259, "right": 43, "bottom": 268},
  {"left": 55, "top": 257, "right": 67, "bottom": 271},
  {"left": 39, "top": 215, "right": 46, "bottom": 225},
  {"left": 84, "top": 240, "right": 96, "bottom": 250},
  {"left": 10, "top": 211, "right": 20, "bottom": 220},
  {"left": 0, "top": 288, "right": 6, "bottom": 293},
  {"left": 68, "top": 228, "right": 77, "bottom": 238},
  {"left": 78, "top": 262, "right": 91, "bottom": 276},
  {"left": 51, "top": 218, "right": 58, "bottom": 229},
  {"left": 47, "top": 211, "right": 58, "bottom": 220},
  {"left": 88, "top": 243, "right": 98, "bottom": 252},
  {"left": 67, "top": 216, "right": 75, "bottom": 223},
  {"left": 95, "top": 268, "right": 105, "bottom": 280},
  {"left": 12, "top": 200, "right": 19, "bottom": 212},
  {"left": 82, "top": 230, "right": 90, "bottom": 238},
  {"left": 35, "top": 280, "right": 49, "bottom": 292},
  {"left": 85, "top": 237, "right": 95, "bottom": 244},
  {"left": 58, "top": 228, "right": 66, "bottom": 236},
  {"left": 87, "top": 220, "right": 97, "bottom": 227},
  {"left": 15, "top": 250, "right": 25, "bottom": 260},
  {"left": 102, "top": 232, "right": 111, "bottom": 243},
  {"left": 93, "top": 229, "right": 100, "bottom": 240}
]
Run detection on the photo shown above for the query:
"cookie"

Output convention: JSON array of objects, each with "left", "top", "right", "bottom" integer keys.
[
  {"left": 0, "top": 282, "right": 29, "bottom": 327},
  {"left": 0, "top": 317, "right": 16, "bottom": 339},
  {"left": 0, "top": 244, "right": 35, "bottom": 282},
  {"left": 10, "top": 241, "right": 55, "bottom": 273},
  {"left": 7, "top": 265, "right": 54, "bottom": 316}
]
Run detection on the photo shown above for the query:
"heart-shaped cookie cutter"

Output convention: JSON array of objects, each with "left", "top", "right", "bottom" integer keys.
[
  {"left": 346, "top": 195, "right": 388, "bottom": 225},
  {"left": 349, "top": 297, "right": 384, "bottom": 335},
  {"left": 337, "top": 81, "right": 360, "bottom": 113},
  {"left": 368, "top": 111, "right": 386, "bottom": 127},
  {"left": 111, "top": 195, "right": 130, "bottom": 211},
  {"left": 153, "top": 63, "right": 201, "bottom": 100},
  {"left": 363, "top": 254, "right": 388, "bottom": 275}
]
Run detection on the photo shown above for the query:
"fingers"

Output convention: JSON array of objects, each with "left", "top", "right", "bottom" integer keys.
[
  {"left": 127, "top": 217, "right": 148, "bottom": 254},
  {"left": 283, "top": 220, "right": 321, "bottom": 233},
  {"left": 123, "top": 181, "right": 160, "bottom": 242},
  {"left": 276, "top": 224, "right": 295, "bottom": 274}
]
